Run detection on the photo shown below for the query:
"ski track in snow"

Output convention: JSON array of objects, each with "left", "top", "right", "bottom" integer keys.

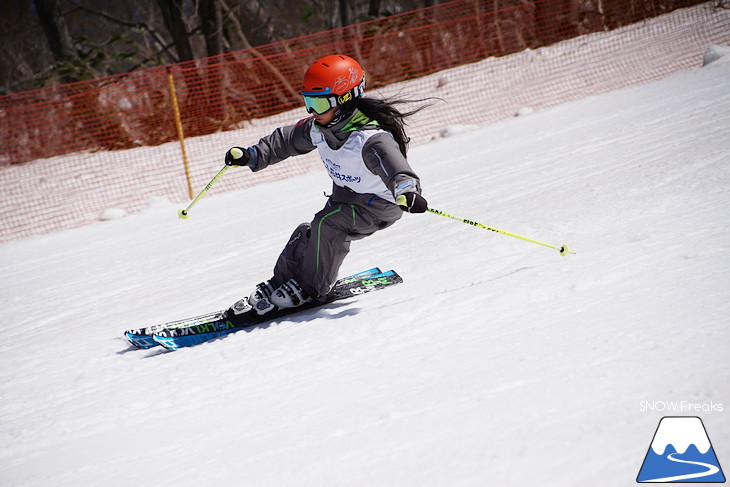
[{"left": 1, "top": 45, "right": 730, "bottom": 487}]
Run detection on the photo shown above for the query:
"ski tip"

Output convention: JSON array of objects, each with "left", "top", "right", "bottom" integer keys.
[
  {"left": 378, "top": 269, "right": 403, "bottom": 281},
  {"left": 124, "top": 332, "right": 160, "bottom": 349},
  {"left": 152, "top": 334, "right": 179, "bottom": 351}
]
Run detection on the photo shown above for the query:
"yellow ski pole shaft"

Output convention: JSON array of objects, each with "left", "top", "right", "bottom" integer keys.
[
  {"left": 427, "top": 207, "right": 575, "bottom": 256},
  {"left": 178, "top": 165, "right": 230, "bottom": 219}
]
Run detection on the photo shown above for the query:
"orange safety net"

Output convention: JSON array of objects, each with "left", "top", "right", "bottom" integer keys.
[{"left": 1, "top": 0, "right": 728, "bottom": 242}]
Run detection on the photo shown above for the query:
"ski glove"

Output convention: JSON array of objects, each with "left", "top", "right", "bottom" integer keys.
[
  {"left": 225, "top": 147, "right": 252, "bottom": 166},
  {"left": 395, "top": 192, "right": 428, "bottom": 213}
]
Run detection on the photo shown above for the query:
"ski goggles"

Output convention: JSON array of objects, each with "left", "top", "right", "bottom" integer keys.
[{"left": 302, "top": 94, "right": 338, "bottom": 115}]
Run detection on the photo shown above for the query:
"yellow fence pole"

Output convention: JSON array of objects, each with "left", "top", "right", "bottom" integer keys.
[{"left": 166, "top": 68, "right": 194, "bottom": 200}]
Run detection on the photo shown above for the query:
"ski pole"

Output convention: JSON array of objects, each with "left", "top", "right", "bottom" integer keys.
[
  {"left": 178, "top": 165, "right": 230, "bottom": 219},
  {"left": 427, "top": 207, "right": 575, "bottom": 256}
]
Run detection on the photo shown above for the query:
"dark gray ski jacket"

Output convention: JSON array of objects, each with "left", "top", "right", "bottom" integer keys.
[{"left": 246, "top": 110, "right": 423, "bottom": 210}]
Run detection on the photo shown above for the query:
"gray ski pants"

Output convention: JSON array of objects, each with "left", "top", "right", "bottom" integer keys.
[{"left": 272, "top": 194, "right": 402, "bottom": 301}]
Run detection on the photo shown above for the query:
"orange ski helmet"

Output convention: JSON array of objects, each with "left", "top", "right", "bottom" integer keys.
[{"left": 301, "top": 54, "right": 365, "bottom": 118}]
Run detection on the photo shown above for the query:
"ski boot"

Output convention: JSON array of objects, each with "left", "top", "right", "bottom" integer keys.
[
  {"left": 249, "top": 281, "right": 276, "bottom": 315},
  {"left": 270, "top": 279, "right": 311, "bottom": 309}
]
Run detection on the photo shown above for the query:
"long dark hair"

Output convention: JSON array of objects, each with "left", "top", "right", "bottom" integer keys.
[{"left": 357, "top": 96, "right": 437, "bottom": 157}]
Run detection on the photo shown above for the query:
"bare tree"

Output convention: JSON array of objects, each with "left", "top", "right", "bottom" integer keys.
[
  {"left": 369, "top": 0, "right": 382, "bottom": 17},
  {"left": 220, "top": 0, "right": 254, "bottom": 51},
  {"left": 67, "top": 0, "right": 176, "bottom": 67},
  {"left": 33, "top": 0, "right": 77, "bottom": 78},
  {"left": 340, "top": 0, "right": 351, "bottom": 26},
  {"left": 5, "top": 0, "right": 698, "bottom": 96},
  {"left": 155, "top": 0, "right": 194, "bottom": 62},
  {"left": 199, "top": 0, "right": 224, "bottom": 57}
]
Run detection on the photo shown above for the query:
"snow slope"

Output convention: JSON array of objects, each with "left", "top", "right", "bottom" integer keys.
[{"left": 1, "top": 51, "right": 729, "bottom": 486}]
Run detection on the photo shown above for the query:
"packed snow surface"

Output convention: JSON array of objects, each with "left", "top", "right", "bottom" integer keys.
[{"left": 1, "top": 52, "right": 729, "bottom": 485}]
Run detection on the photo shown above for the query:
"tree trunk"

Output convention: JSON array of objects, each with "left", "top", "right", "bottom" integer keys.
[
  {"left": 199, "top": 0, "right": 224, "bottom": 58},
  {"left": 33, "top": 0, "right": 76, "bottom": 64},
  {"left": 340, "top": 0, "right": 350, "bottom": 27},
  {"left": 368, "top": 0, "right": 381, "bottom": 17},
  {"left": 219, "top": 0, "right": 254, "bottom": 51},
  {"left": 155, "top": 0, "right": 194, "bottom": 62}
]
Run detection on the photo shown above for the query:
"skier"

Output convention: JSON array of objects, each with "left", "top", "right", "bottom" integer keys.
[{"left": 224, "top": 54, "right": 429, "bottom": 315}]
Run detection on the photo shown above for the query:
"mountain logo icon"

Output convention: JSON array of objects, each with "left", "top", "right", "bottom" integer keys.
[{"left": 637, "top": 416, "right": 725, "bottom": 483}]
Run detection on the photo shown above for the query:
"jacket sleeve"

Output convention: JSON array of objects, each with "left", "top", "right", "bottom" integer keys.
[
  {"left": 361, "top": 132, "right": 422, "bottom": 198},
  {"left": 248, "top": 117, "right": 316, "bottom": 172}
]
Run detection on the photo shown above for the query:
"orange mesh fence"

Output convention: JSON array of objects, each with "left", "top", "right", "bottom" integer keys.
[{"left": 1, "top": 0, "right": 728, "bottom": 242}]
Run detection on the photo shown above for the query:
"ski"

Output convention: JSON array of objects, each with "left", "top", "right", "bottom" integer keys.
[
  {"left": 124, "top": 267, "right": 391, "bottom": 349},
  {"left": 152, "top": 270, "right": 402, "bottom": 350},
  {"left": 124, "top": 311, "right": 222, "bottom": 349},
  {"left": 150, "top": 270, "right": 402, "bottom": 350}
]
